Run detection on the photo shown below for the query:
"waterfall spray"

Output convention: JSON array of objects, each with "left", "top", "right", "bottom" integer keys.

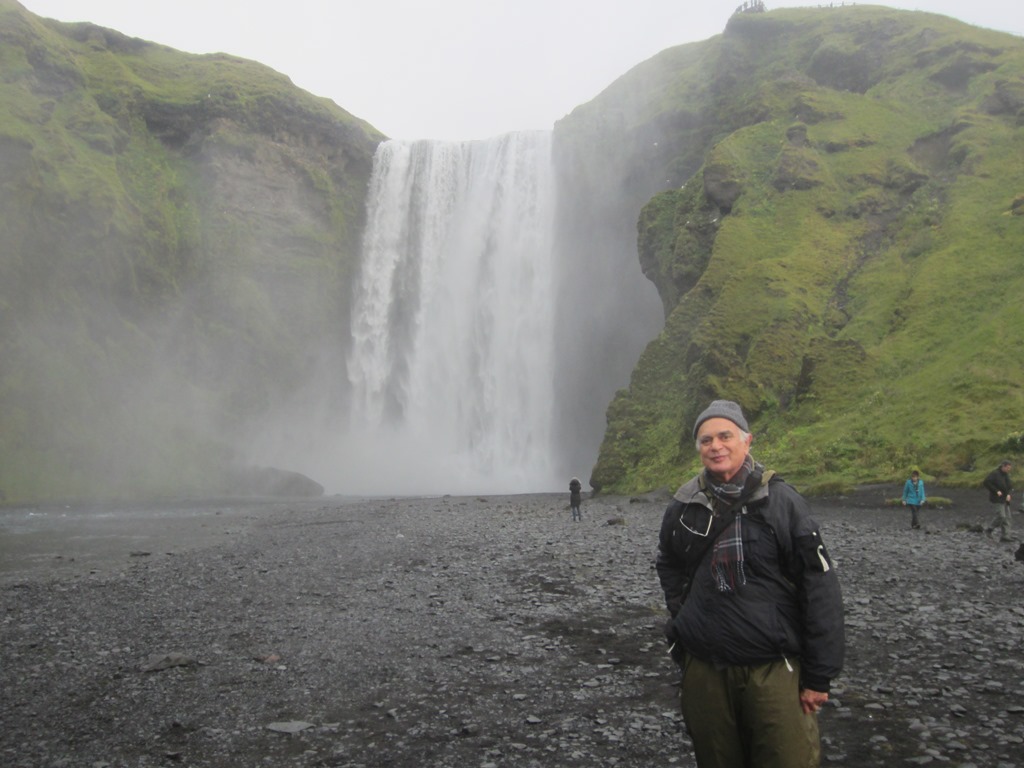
[{"left": 344, "top": 132, "right": 560, "bottom": 495}]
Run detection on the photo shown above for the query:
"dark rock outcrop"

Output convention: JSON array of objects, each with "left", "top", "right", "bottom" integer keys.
[{"left": 225, "top": 466, "right": 325, "bottom": 498}]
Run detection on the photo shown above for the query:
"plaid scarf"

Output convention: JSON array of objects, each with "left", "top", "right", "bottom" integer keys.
[
  {"left": 710, "top": 516, "right": 746, "bottom": 593},
  {"left": 705, "top": 454, "right": 757, "bottom": 593},
  {"left": 704, "top": 454, "right": 755, "bottom": 503}
]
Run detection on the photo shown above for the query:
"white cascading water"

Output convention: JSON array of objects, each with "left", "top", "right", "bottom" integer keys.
[{"left": 343, "top": 132, "right": 561, "bottom": 495}]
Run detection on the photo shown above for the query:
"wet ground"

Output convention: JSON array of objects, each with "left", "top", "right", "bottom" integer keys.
[{"left": 1, "top": 487, "right": 1022, "bottom": 767}]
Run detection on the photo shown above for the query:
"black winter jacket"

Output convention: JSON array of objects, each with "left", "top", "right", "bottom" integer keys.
[
  {"left": 569, "top": 478, "right": 582, "bottom": 505},
  {"left": 656, "top": 472, "right": 844, "bottom": 693},
  {"left": 983, "top": 467, "right": 1012, "bottom": 503}
]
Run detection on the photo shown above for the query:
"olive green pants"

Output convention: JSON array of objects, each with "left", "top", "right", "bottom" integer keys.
[
  {"left": 679, "top": 655, "right": 821, "bottom": 768},
  {"left": 989, "top": 501, "right": 1012, "bottom": 538}
]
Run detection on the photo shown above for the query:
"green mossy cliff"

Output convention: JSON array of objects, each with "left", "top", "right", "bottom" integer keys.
[
  {"left": 579, "top": 6, "right": 1024, "bottom": 494},
  {"left": 0, "top": 0, "right": 383, "bottom": 501}
]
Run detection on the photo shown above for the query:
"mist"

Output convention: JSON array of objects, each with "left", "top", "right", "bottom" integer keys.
[{"left": 245, "top": 129, "right": 664, "bottom": 497}]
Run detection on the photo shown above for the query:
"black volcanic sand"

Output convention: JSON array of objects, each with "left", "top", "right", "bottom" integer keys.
[{"left": 1, "top": 487, "right": 1023, "bottom": 767}]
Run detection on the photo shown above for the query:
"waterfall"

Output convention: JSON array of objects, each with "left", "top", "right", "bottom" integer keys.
[{"left": 343, "top": 132, "right": 560, "bottom": 495}]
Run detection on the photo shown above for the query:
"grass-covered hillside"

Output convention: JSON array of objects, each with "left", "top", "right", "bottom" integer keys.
[
  {"left": 586, "top": 5, "right": 1024, "bottom": 494},
  {"left": 0, "top": 0, "right": 383, "bottom": 502}
]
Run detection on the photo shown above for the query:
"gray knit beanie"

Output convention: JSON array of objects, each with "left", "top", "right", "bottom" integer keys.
[{"left": 692, "top": 400, "right": 750, "bottom": 439}]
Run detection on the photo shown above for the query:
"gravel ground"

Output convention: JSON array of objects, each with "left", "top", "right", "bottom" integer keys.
[{"left": 1, "top": 487, "right": 1023, "bottom": 768}]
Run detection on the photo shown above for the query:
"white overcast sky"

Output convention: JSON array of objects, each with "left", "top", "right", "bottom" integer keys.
[{"left": 17, "top": 1, "right": 1024, "bottom": 140}]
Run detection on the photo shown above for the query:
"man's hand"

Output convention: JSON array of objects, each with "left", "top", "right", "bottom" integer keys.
[
  {"left": 799, "top": 689, "right": 828, "bottom": 715},
  {"left": 664, "top": 619, "right": 685, "bottom": 666}
]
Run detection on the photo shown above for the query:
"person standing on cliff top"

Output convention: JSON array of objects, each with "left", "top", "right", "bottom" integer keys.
[
  {"left": 656, "top": 399, "right": 845, "bottom": 768},
  {"left": 984, "top": 460, "right": 1015, "bottom": 542}
]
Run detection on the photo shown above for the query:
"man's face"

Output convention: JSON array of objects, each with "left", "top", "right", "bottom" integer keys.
[
  {"left": 697, "top": 417, "right": 752, "bottom": 482},
  {"left": 1002, "top": 464, "right": 1013, "bottom": 474}
]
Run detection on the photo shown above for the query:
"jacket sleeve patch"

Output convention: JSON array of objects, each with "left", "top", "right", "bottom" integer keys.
[{"left": 796, "top": 532, "right": 833, "bottom": 573}]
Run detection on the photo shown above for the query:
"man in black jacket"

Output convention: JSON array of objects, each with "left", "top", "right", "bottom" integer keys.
[
  {"left": 657, "top": 400, "right": 844, "bottom": 768},
  {"left": 983, "top": 460, "right": 1014, "bottom": 542}
]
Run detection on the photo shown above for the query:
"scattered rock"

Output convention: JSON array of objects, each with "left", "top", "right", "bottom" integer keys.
[
  {"left": 266, "top": 721, "right": 315, "bottom": 733},
  {"left": 3, "top": 489, "right": 1023, "bottom": 767},
  {"left": 139, "top": 652, "right": 200, "bottom": 672}
]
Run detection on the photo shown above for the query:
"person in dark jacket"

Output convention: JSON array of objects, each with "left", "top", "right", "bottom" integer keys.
[
  {"left": 657, "top": 400, "right": 844, "bottom": 768},
  {"left": 569, "top": 477, "right": 582, "bottom": 521},
  {"left": 983, "top": 460, "right": 1014, "bottom": 541}
]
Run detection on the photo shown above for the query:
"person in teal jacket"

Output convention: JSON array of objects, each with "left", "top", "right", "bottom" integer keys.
[{"left": 901, "top": 470, "right": 926, "bottom": 529}]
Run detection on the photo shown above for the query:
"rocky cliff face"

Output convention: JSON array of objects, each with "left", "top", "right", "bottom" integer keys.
[
  {"left": 575, "top": 6, "right": 1024, "bottom": 493},
  {"left": 0, "top": 0, "right": 383, "bottom": 500}
]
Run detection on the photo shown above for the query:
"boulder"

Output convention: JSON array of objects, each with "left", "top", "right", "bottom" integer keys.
[{"left": 226, "top": 466, "right": 324, "bottom": 498}]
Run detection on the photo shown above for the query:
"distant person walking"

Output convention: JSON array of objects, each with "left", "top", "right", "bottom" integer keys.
[
  {"left": 569, "top": 477, "right": 583, "bottom": 521},
  {"left": 901, "top": 470, "right": 926, "bottom": 529},
  {"left": 984, "top": 460, "right": 1014, "bottom": 542}
]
